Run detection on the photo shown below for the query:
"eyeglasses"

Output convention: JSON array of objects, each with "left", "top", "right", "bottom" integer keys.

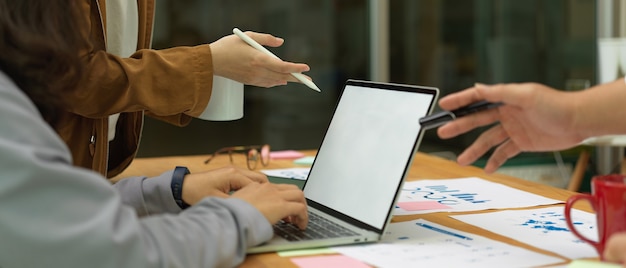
[{"left": 203, "top": 144, "right": 271, "bottom": 170}]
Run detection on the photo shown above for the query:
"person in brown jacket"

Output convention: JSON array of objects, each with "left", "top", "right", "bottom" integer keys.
[{"left": 59, "top": 0, "right": 313, "bottom": 178}]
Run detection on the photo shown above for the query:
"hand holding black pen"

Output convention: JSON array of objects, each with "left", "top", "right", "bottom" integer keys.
[{"left": 419, "top": 100, "right": 504, "bottom": 130}]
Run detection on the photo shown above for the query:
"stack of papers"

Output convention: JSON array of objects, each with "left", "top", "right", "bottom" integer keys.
[
  {"left": 261, "top": 168, "right": 310, "bottom": 180},
  {"left": 333, "top": 219, "right": 564, "bottom": 267},
  {"left": 265, "top": 176, "right": 598, "bottom": 267},
  {"left": 452, "top": 207, "right": 598, "bottom": 259}
]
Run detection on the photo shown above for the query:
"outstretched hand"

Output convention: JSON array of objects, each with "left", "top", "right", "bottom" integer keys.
[
  {"left": 210, "top": 31, "right": 311, "bottom": 88},
  {"left": 437, "top": 83, "right": 581, "bottom": 173}
]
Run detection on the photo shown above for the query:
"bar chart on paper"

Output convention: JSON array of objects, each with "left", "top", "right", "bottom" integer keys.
[{"left": 393, "top": 178, "right": 561, "bottom": 215}]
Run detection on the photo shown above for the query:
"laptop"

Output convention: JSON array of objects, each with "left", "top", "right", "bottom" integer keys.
[{"left": 248, "top": 79, "right": 439, "bottom": 253}]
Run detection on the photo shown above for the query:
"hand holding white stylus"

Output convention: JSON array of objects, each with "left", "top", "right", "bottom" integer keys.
[{"left": 233, "top": 28, "right": 321, "bottom": 92}]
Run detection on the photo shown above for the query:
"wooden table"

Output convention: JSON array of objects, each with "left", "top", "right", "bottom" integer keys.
[{"left": 114, "top": 151, "right": 590, "bottom": 267}]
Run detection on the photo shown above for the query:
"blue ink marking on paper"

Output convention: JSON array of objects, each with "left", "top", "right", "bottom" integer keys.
[
  {"left": 426, "top": 185, "right": 460, "bottom": 193},
  {"left": 449, "top": 193, "right": 490, "bottom": 204},
  {"left": 521, "top": 219, "right": 569, "bottom": 233},
  {"left": 518, "top": 211, "right": 582, "bottom": 233},
  {"left": 416, "top": 222, "right": 473, "bottom": 240}
]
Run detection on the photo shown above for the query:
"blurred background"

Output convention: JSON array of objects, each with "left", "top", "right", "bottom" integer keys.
[{"left": 138, "top": 0, "right": 601, "bottom": 189}]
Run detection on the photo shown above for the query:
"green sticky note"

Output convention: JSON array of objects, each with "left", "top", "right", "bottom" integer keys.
[
  {"left": 294, "top": 156, "right": 315, "bottom": 165},
  {"left": 277, "top": 248, "right": 336, "bottom": 257},
  {"left": 568, "top": 260, "right": 621, "bottom": 268}
]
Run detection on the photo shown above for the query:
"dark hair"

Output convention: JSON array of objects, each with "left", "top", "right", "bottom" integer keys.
[{"left": 0, "top": 0, "right": 86, "bottom": 124}]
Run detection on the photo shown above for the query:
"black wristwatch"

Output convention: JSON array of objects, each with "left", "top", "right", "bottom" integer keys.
[{"left": 171, "top": 166, "right": 190, "bottom": 209}]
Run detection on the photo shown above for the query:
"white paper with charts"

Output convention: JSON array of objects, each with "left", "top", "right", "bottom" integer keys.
[
  {"left": 452, "top": 207, "right": 598, "bottom": 259},
  {"left": 393, "top": 177, "right": 562, "bottom": 215},
  {"left": 332, "top": 219, "right": 564, "bottom": 268}
]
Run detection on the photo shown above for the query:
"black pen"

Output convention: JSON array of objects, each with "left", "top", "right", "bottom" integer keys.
[{"left": 419, "top": 100, "right": 504, "bottom": 130}]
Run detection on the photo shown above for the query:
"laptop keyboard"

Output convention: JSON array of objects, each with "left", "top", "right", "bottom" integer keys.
[{"left": 273, "top": 212, "right": 359, "bottom": 241}]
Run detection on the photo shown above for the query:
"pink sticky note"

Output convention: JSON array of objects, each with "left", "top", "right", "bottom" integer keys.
[
  {"left": 290, "top": 255, "right": 372, "bottom": 268},
  {"left": 397, "top": 201, "right": 452, "bottom": 211},
  {"left": 269, "top": 150, "right": 306, "bottom": 160}
]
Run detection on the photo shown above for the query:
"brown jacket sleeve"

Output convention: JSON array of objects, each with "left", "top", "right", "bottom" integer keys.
[
  {"left": 71, "top": 0, "right": 213, "bottom": 125},
  {"left": 56, "top": 0, "right": 214, "bottom": 178}
]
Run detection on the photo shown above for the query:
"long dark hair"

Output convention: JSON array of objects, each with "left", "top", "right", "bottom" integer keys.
[{"left": 0, "top": 0, "right": 86, "bottom": 124}]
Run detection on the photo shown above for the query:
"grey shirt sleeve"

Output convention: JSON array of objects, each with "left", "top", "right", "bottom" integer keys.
[
  {"left": 112, "top": 171, "right": 183, "bottom": 217},
  {"left": 0, "top": 72, "right": 273, "bottom": 268}
]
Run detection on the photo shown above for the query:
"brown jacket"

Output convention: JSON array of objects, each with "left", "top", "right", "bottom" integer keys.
[{"left": 56, "top": 0, "right": 213, "bottom": 178}]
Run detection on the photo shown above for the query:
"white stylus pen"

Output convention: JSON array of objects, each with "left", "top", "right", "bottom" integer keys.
[{"left": 233, "top": 28, "right": 321, "bottom": 92}]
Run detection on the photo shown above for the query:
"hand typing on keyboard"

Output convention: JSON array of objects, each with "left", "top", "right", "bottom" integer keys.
[
  {"left": 273, "top": 212, "right": 358, "bottom": 241},
  {"left": 231, "top": 182, "right": 309, "bottom": 230}
]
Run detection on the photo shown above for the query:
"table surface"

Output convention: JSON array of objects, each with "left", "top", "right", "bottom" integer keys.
[{"left": 113, "top": 150, "right": 590, "bottom": 267}]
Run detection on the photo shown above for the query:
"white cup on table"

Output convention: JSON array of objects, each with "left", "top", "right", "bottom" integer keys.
[{"left": 197, "top": 75, "right": 244, "bottom": 121}]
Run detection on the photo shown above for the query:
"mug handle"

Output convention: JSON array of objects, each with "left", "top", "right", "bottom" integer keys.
[{"left": 564, "top": 194, "right": 600, "bottom": 252}]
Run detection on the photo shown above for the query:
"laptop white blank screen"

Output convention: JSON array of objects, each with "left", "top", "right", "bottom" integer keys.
[{"left": 304, "top": 83, "right": 435, "bottom": 230}]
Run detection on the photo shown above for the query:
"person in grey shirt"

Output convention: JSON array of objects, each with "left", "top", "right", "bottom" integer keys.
[{"left": 0, "top": 1, "right": 308, "bottom": 267}]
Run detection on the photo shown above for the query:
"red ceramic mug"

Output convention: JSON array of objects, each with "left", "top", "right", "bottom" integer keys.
[{"left": 564, "top": 174, "right": 626, "bottom": 259}]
